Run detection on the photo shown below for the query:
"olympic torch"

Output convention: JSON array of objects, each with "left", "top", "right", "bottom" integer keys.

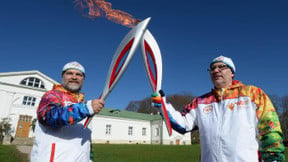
[{"left": 84, "top": 17, "right": 151, "bottom": 128}]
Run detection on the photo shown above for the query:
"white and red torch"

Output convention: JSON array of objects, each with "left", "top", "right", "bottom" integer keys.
[{"left": 76, "top": 0, "right": 172, "bottom": 136}]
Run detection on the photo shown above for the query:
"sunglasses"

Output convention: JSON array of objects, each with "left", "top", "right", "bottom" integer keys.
[{"left": 208, "top": 64, "right": 229, "bottom": 72}]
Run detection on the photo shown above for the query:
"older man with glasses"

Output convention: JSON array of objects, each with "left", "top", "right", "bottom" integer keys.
[{"left": 152, "top": 56, "right": 285, "bottom": 162}]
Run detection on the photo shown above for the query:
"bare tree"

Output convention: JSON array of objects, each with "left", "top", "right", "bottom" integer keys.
[
  {"left": 125, "top": 92, "right": 195, "bottom": 114},
  {"left": 269, "top": 94, "right": 283, "bottom": 114},
  {"left": 137, "top": 97, "right": 158, "bottom": 114},
  {"left": 125, "top": 101, "right": 141, "bottom": 112},
  {"left": 282, "top": 96, "right": 288, "bottom": 113},
  {"left": 166, "top": 93, "right": 195, "bottom": 111}
]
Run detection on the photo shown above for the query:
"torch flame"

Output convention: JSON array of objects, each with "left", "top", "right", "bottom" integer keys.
[{"left": 74, "top": 0, "right": 140, "bottom": 27}]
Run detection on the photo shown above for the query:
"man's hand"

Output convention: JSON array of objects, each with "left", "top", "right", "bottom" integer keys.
[
  {"left": 91, "top": 99, "right": 105, "bottom": 114},
  {"left": 151, "top": 93, "right": 162, "bottom": 108}
]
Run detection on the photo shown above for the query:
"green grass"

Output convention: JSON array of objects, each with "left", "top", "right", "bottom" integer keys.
[
  {"left": 1, "top": 144, "right": 288, "bottom": 162},
  {"left": 93, "top": 144, "right": 288, "bottom": 162},
  {"left": 0, "top": 145, "right": 28, "bottom": 162},
  {"left": 92, "top": 144, "right": 201, "bottom": 162}
]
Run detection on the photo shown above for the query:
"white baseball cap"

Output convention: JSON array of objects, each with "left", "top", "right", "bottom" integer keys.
[
  {"left": 210, "top": 55, "right": 236, "bottom": 73},
  {"left": 62, "top": 61, "right": 85, "bottom": 74}
]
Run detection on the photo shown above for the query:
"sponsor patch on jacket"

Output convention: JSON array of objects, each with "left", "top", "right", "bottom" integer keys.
[
  {"left": 227, "top": 100, "right": 249, "bottom": 111},
  {"left": 236, "top": 100, "right": 249, "bottom": 110},
  {"left": 203, "top": 105, "right": 213, "bottom": 114}
]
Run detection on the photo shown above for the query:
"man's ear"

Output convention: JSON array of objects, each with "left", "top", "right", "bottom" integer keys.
[{"left": 61, "top": 71, "right": 65, "bottom": 77}]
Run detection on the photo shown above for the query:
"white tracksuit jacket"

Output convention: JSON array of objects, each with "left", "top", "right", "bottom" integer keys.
[
  {"left": 165, "top": 80, "right": 284, "bottom": 162},
  {"left": 30, "top": 121, "right": 92, "bottom": 162},
  {"left": 30, "top": 84, "right": 94, "bottom": 162}
]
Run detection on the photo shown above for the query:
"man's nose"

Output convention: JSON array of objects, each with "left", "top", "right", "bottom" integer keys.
[
  {"left": 212, "top": 67, "right": 221, "bottom": 73},
  {"left": 71, "top": 74, "right": 78, "bottom": 79}
]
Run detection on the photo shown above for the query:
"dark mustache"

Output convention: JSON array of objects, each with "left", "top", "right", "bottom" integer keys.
[{"left": 68, "top": 80, "right": 80, "bottom": 83}]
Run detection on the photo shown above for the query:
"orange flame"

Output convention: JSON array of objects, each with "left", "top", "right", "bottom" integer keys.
[{"left": 74, "top": 0, "right": 140, "bottom": 28}]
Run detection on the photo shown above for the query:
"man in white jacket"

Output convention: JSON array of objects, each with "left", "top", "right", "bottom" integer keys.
[
  {"left": 152, "top": 56, "right": 285, "bottom": 162},
  {"left": 30, "top": 61, "right": 105, "bottom": 162}
]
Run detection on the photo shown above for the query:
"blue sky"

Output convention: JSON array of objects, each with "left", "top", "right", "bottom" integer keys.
[{"left": 1, "top": 0, "right": 288, "bottom": 109}]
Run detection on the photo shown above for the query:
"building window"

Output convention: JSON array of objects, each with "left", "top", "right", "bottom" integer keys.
[
  {"left": 22, "top": 96, "right": 36, "bottom": 106},
  {"left": 106, "top": 124, "right": 111, "bottom": 135},
  {"left": 128, "top": 126, "right": 133, "bottom": 136},
  {"left": 19, "top": 115, "right": 32, "bottom": 122},
  {"left": 155, "top": 128, "right": 160, "bottom": 136},
  {"left": 142, "top": 128, "right": 146, "bottom": 136},
  {"left": 20, "top": 77, "right": 45, "bottom": 89}
]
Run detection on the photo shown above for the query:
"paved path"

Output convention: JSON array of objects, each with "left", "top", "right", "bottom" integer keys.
[{"left": 16, "top": 145, "right": 32, "bottom": 158}]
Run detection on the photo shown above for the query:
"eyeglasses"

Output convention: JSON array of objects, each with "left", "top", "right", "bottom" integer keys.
[{"left": 208, "top": 64, "right": 229, "bottom": 72}]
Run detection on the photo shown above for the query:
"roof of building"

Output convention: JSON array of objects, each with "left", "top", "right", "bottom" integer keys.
[
  {"left": 0, "top": 70, "right": 59, "bottom": 84},
  {"left": 97, "top": 108, "right": 162, "bottom": 121},
  {"left": 0, "top": 70, "right": 59, "bottom": 92}
]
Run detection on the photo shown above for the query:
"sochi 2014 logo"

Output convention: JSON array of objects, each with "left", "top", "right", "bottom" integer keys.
[{"left": 228, "top": 103, "right": 235, "bottom": 110}]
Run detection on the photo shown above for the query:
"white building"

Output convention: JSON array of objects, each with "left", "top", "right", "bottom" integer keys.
[
  {"left": 90, "top": 108, "right": 191, "bottom": 145},
  {"left": 0, "top": 71, "right": 190, "bottom": 145},
  {"left": 0, "top": 70, "right": 57, "bottom": 138}
]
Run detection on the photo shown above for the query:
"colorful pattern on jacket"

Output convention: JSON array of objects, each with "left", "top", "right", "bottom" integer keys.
[
  {"left": 37, "top": 84, "right": 91, "bottom": 128},
  {"left": 168, "top": 80, "right": 285, "bottom": 161}
]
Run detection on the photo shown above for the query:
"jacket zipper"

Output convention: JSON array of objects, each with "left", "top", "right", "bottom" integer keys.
[{"left": 216, "top": 88, "right": 225, "bottom": 161}]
